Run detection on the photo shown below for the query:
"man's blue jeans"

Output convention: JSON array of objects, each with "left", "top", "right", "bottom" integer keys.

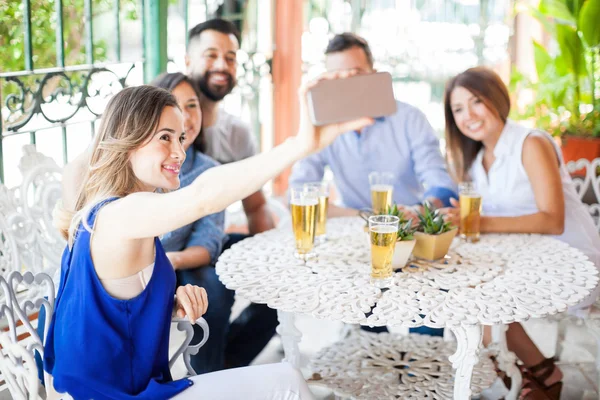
[
  {"left": 177, "top": 233, "right": 278, "bottom": 374},
  {"left": 362, "top": 289, "right": 446, "bottom": 336},
  {"left": 362, "top": 325, "right": 444, "bottom": 336}
]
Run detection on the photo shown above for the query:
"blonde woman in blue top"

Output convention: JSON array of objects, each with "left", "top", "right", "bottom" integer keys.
[{"left": 46, "top": 73, "right": 372, "bottom": 399}]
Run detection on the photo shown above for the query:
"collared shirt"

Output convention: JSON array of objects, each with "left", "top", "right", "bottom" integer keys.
[
  {"left": 289, "top": 101, "right": 457, "bottom": 208},
  {"left": 469, "top": 119, "right": 600, "bottom": 267},
  {"left": 203, "top": 109, "right": 257, "bottom": 164},
  {"left": 160, "top": 148, "right": 227, "bottom": 263}
]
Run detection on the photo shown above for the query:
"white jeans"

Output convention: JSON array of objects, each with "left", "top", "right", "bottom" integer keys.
[{"left": 171, "top": 362, "right": 315, "bottom": 400}]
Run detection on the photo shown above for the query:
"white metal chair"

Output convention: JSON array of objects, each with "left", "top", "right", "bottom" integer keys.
[
  {"left": 0, "top": 270, "right": 209, "bottom": 399},
  {"left": 554, "top": 157, "right": 600, "bottom": 393},
  {"left": 0, "top": 145, "right": 210, "bottom": 398},
  {"left": 0, "top": 271, "right": 55, "bottom": 400}
]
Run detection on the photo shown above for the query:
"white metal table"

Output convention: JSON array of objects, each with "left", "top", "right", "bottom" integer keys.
[{"left": 216, "top": 217, "right": 598, "bottom": 399}]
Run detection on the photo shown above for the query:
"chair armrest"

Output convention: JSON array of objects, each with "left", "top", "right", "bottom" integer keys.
[{"left": 168, "top": 317, "right": 209, "bottom": 376}]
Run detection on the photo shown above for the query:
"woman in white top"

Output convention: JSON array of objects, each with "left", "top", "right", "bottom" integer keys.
[{"left": 443, "top": 66, "right": 600, "bottom": 400}]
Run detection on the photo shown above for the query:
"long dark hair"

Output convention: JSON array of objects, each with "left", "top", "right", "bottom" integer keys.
[
  {"left": 444, "top": 66, "right": 510, "bottom": 181},
  {"left": 150, "top": 72, "right": 207, "bottom": 153}
]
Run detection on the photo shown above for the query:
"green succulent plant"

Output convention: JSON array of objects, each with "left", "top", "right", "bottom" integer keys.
[
  {"left": 385, "top": 204, "right": 405, "bottom": 219},
  {"left": 385, "top": 204, "right": 417, "bottom": 241},
  {"left": 417, "top": 202, "right": 455, "bottom": 235},
  {"left": 396, "top": 219, "right": 417, "bottom": 241}
]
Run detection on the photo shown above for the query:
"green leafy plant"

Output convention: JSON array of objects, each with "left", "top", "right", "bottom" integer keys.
[
  {"left": 0, "top": 0, "right": 140, "bottom": 99},
  {"left": 385, "top": 204, "right": 406, "bottom": 219},
  {"left": 386, "top": 204, "right": 417, "bottom": 242},
  {"left": 396, "top": 220, "right": 417, "bottom": 241},
  {"left": 510, "top": 0, "right": 600, "bottom": 137},
  {"left": 385, "top": 204, "right": 417, "bottom": 241},
  {"left": 416, "top": 202, "right": 454, "bottom": 235}
]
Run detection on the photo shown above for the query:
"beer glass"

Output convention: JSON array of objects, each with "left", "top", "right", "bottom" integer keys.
[
  {"left": 459, "top": 182, "right": 482, "bottom": 243},
  {"left": 368, "top": 172, "right": 394, "bottom": 214},
  {"left": 304, "top": 182, "right": 329, "bottom": 243},
  {"left": 290, "top": 186, "right": 319, "bottom": 260},
  {"left": 368, "top": 215, "right": 399, "bottom": 288}
]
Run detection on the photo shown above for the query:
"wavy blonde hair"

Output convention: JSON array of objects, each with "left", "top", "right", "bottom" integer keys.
[{"left": 55, "top": 85, "right": 179, "bottom": 244}]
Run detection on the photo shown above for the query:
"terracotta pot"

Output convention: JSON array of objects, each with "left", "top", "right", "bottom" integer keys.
[
  {"left": 560, "top": 136, "right": 600, "bottom": 175},
  {"left": 392, "top": 239, "right": 416, "bottom": 268},
  {"left": 413, "top": 228, "right": 458, "bottom": 261}
]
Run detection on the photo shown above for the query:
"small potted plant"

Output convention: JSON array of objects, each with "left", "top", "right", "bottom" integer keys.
[
  {"left": 393, "top": 219, "right": 418, "bottom": 268},
  {"left": 413, "top": 202, "right": 457, "bottom": 261}
]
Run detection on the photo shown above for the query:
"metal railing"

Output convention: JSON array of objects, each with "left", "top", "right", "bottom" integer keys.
[{"left": 0, "top": 0, "right": 270, "bottom": 185}]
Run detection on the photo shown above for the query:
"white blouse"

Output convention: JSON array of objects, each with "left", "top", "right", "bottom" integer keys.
[{"left": 469, "top": 120, "right": 600, "bottom": 269}]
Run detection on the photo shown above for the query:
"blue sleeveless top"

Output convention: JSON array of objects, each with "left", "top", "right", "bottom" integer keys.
[{"left": 44, "top": 198, "right": 192, "bottom": 399}]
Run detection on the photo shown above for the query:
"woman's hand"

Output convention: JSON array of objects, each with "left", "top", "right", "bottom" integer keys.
[
  {"left": 440, "top": 198, "right": 461, "bottom": 230},
  {"left": 295, "top": 71, "right": 374, "bottom": 156},
  {"left": 175, "top": 284, "right": 208, "bottom": 322}
]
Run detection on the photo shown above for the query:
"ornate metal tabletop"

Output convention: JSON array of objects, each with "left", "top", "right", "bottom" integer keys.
[
  {"left": 216, "top": 216, "right": 598, "bottom": 398},
  {"left": 216, "top": 217, "right": 598, "bottom": 328}
]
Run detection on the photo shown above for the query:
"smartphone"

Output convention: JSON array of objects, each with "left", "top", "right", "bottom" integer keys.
[{"left": 307, "top": 71, "right": 396, "bottom": 126}]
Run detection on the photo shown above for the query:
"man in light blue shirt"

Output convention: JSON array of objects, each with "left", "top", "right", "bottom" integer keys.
[{"left": 290, "top": 33, "right": 457, "bottom": 216}]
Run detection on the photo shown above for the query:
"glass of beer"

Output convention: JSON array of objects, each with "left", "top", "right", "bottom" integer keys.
[
  {"left": 290, "top": 186, "right": 319, "bottom": 260},
  {"left": 368, "top": 215, "right": 399, "bottom": 288},
  {"left": 459, "top": 182, "right": 482, "bottom": 243},
  {"left": 369, "top": 172, "right": 394, "bottom": 214},
  {"left": 304, "top": 182, "right": 329, "bottom": 243}
]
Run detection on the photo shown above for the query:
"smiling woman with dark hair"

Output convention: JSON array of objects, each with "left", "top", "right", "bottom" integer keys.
[
  {"left": 443, "top": 66, "right": 599, "bottom": 268},
  {"left": 151, "top": 72, "right": 207, "bottom": 154},
  {"left": 443, "top": 66, "right": 600, "bottom": 400}
]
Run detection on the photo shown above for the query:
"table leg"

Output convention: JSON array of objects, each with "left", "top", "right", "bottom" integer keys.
[
  {"left": 449, "top": 324, "right": 483, "bottom": 400},
  {"left": 492, "top": 324, "right": 522, "bottom": 400},
  {"left": 276, "top": 310, "right": 302, "bottom": 368}
]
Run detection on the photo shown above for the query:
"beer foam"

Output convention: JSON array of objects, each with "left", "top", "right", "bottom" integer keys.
[
  {"left": 371, "top": 184, "right": 393, "bottom": 192},
  {"left": 291, "top": 199, "right": 318, "bottom": 206},
  {"left": 370, "top": 225, "right": 397, "bottom": 233}
]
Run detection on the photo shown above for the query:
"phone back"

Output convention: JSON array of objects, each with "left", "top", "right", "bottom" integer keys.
[{"left": 307, "top": 72, "right": 396, "bottom": 126}]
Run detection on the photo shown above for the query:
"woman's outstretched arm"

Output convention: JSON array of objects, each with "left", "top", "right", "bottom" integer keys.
[{"left": 93, "top": 71, "right": 374, "bottom": 240}]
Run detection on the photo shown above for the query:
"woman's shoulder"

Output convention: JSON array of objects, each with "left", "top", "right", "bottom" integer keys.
[
  {"left": 500, "top": 120, "right": 548, "bottom": 153},
  {"left": 505, "top": 119, "right": 557, "bottom": 154},
  {"left": 522, "top": 132, "right": 558, "bottom": 161}
]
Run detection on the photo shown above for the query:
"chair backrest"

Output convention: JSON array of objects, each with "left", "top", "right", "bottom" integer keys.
[
  {"left": 0, "top": 190, "right": 23, "bottom": 279},
  {"left": 16, "top": 145, "right": 65, "bottom": 276},
  {"left": 0, "top": 145, "right": 64, "bottom": 280},
  {"left": 0, "top": 271, "right": 55, "bottom": 400},
  {"left": 566, "top": 157, "right": 600, "bottom": 234}
]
